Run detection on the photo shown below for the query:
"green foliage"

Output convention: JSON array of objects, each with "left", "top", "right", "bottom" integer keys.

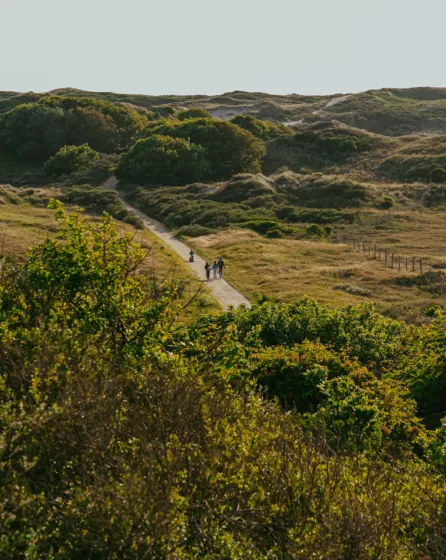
[
  {"left": 0, "top": 96, "right": 147, "bottom": 160},
  {"left": 61, "top": 185, "right": 143, "bottom": 228},
  {"left": 44, "top": 143, "right": 99, "bottom": 176},
  {"left": 379, "top": 195, "right": 395, "bottom": 209},
  {"left": 1, "top": 210, "right": 446, "bottom": 557},
  {"left": 431, "top": 167, "right": 446, "bottom": 183},
  {"left": 177, "top": 107, "right": 210, "bottom": 120},
  {"left": 143, "top": 117, "right": 266, "bottom": 180},
  {"left": 231, "top": 114, "right": 291, "bottom": 140},
  {"left": 116, "top": 134, "right": 210, "bottom": 186}
]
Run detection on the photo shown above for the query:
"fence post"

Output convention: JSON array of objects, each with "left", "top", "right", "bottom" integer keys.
[
  {"left": 398, "top": 256, "right": 401, "bottom": 271},
  {"left": 378, "top": 248, "right": 381, "bottom": 260},
  {"left": 374, "top": 244, "right": 377, "bottom": 259},
  {"left": 385, "top": 250, "right": 388, "bottom": 266},
  {"left": 420, "top": 259, "right": 423, "bottom": 275},
  {"left": 412, "top": 257, "right": 415, "bottom": 272},
  {"left": 368, "top": 243, "right": 371, "bottom": 256},
  {"left": 405, "top": 257, "right": 408, "bottom": 271},
  {"left": 363, "top": 241, "right": 366, "bottom": 253}
]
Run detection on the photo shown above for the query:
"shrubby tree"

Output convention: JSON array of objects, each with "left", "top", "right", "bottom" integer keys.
[
  {"left": 143, "top": 117, "right": 266, "bottom": 180},
  {"left": 177, "top": 107, "right": 210, "bottom": 120},
  {"left": 0, "top": 96, "right": 147, "bottom": 160},
  {"left": 116, "top": 134, "right": 210, "bottom": 185},
  {"left": 44, "top": 143, "right": 99, "bottom": 176},
  {"left": 231, "top": 114, "right": 291, "bottom": 139}
]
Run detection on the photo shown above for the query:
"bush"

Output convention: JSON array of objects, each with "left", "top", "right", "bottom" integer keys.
[
  {"left": 144, "top": 117, "right": 266, "bottom": 180},
  {"left": 176, "top": 224, "right": 215, "bottom": 237},
  {"left": 116, "top": 134, "right": 210, "bottom": 186},
  {"left": 431, "top": 167, "right": 446, "bottom": 183},
  {"left": 266, "top": 228, "right": 284, "bottom": 238},
  {"left": 177, "top": 107, "right": 210, "bottom": 120},
  {"left": 379, "top": 195, "right": 395, "bottom": 209},
  {"left": 62, "top": 185, "right": 143, "bottom": 228},
  {"left": 333, "top": 283, "right": 372, "bottom": 297},
  {"left": 231, "top": 114, "right": 291, "bottom": 139},
  {"left": 44, "top": 143, "right": 99, "bottom": 176},
  {"left": 0, "top": 96, "right": 147, "bottom": 160}
]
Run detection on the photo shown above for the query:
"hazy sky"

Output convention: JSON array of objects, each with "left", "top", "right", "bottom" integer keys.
[{"left": 2, "top": 0, "right": 445, "bottom": 96}]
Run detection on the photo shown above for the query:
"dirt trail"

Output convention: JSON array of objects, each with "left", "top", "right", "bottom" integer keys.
[{"left": 104, "top": 176, "right": 251, "bottom": 311}]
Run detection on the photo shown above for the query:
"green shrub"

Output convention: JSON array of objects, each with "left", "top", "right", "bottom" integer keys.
[
  {"left": 176, "top": 224, "right": 215, "bottom": 237},
  {"left": 231, "top": 114, "right": 291, "bottom": 139},
  {"left": 143, "top": 117, "right": 266, "bottom": 180},
  {"left": 431, "top": 167, "right": 446, "bottom": 183},
  {"left": 116, "top": 134, "right": 210, "bottom": 186},
  {"left": 266, "top": 228, "right": 284, "bottom": 238},
  {"left": 44, "top": 143, "right": 99, "bottom": 176},
  {"left": 62, "top": 185, "right": 143, "bottom": 228},
  {"left": 378, "top": 195, "right": 395, "bottom": 209},
  {"left": 0, "top": 96, "right": 147, "bottom": 160},
  {"left": 177, "top": 107, "right": 210, "bottom": 120}
]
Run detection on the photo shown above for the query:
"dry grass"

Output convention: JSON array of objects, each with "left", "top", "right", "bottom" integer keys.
[
  {"left": 189, "top": 217, "right": 446, "bottom": 322},
  {"left": 0, "top": 201, "right": 219, "bottom": 319}
]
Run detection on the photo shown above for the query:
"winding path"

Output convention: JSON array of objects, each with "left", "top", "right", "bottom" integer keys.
[{"left": 104, "top": 176, "right": 251, "bottom": 311}]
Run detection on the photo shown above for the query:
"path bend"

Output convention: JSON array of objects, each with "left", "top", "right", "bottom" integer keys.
[{"left": 104, "top": 176, "right": 251, "bottom": 311}]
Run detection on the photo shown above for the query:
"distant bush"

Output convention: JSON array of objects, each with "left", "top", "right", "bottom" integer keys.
[
  {"left": 266, "top": 228, "right": 284, "bottom": 238},
  {"left": 143, "top": 118, "right": 265, "bottom": 180},
  {"left": 231, "top": 114, "right": 291, "bottom": 140},
  {"left": 431, "top": 167, "right": 446, "bottom": 183},
  {"left": 116, "top": 135, "right": 210, "bottom": 186},
  {"left": 62, "top": 185, "right": 143, "bottom": 228},
  {"left": 177, "top": 107, "right": 210, "bottom": 120},
  {"left": 378, "top": 195, "right": 395, "bottom": 209},
  {"left": 44, "top": 143, "right": 99, "bottom": 176},
  {"left": 176, "top": 224, "right": 215, "bottom": 237},
  {"left": 333, "top": 283, "right": 372, "bottom": 297},
  {"left": 0, "top": 96, "right": 147, "bottom": 160}
]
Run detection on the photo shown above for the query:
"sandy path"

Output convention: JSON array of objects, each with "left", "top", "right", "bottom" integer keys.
[{"left": 104, "top": 176, "right": 251, "bottom": 311}]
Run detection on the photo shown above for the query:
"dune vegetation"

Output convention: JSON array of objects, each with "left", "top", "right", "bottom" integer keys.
[{"left": 1, "top": 86, "right": 446, "bottom": 557}]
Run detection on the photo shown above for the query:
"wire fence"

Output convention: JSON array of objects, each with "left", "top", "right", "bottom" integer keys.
[{"left": 340, "top": 238, "right": 436, "bottom": 275}]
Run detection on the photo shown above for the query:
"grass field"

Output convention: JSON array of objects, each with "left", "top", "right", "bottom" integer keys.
[
  {"left": 0, "top": 197, "right": 219, "bottom": 319},
  {"left": 188, "top": 208, "right": 446, "bottom": 323}
]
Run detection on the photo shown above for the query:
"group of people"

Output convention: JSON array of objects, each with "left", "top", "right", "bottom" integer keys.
[
  {"left": 188, "top": 251, "right": 225, "bottom": 281},
  {"left": 204, "top": 258, "right": 225, "bottom": 280}
]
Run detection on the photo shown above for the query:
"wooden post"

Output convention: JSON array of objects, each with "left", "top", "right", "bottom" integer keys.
[
  {"left": 412, "top": 257, "right": 415, "bottom": 272},
  {"left": 398, "top": 256, "right": 401, "bottom": 271},
  {"left": 368, "top": 243, "right": 371, "bottom": 256},
  {"left": 420, "top": 259, "right": 423, "bottom": 275},
  {"left": 363, "top": 241, "right": 366, "bottom": 253},
  {"left": 385, "top": 250, "right": 388, "bottom": 266},
  {"left": 391, "top": 253, "right": 394, "bottom": 268},
  {"left": 405, "top": 257, "right": 408, "bottom": 271},
  {"left": 374, "top": 244, "right": 377, "bottom": 259}
]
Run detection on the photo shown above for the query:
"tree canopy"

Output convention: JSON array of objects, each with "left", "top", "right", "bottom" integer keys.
[
  {"left": 44, "top": 143, "right": 99, "bottom": 176},
  {"left": 143, "top": 117, "right": 266, "bottom": 180},
  {"left": 116, "top": 134, "right": 210, "bottom": 186},
  {"left": 0, "top": 96, "right": 147, "bottom": 160}
]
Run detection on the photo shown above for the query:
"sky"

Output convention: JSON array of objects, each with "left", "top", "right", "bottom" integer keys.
[{"left": 2, "top": 0, "right": 445, "bottom": 97}]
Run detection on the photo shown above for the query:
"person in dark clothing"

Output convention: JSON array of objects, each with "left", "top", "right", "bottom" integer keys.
[
  {"left": 204, "top": 261, "right": 211, "bottom": 280},
  {"left": 217, "top": 257, "right": 225, "bottom": 279}
]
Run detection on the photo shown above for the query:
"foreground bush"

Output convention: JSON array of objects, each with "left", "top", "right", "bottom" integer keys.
[
  {"left": 1, "top": 208, "right": 446, "bottom": 558},
  {"left": 44, "top": 143, "right": 99, "bottom": 176},
  {"left": 116, "top": 134, "right": 210, "bottom": 185}
]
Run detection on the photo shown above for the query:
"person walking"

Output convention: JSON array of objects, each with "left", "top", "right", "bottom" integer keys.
[
  {"left": 212, "top": 260, "right": 218, "bottom": 279},
  {"left": 217, "top": 257, "right": 225, "bottom": 279},
  {"left": 204, "top": 261, "right": 211, "bottom": 281}
]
